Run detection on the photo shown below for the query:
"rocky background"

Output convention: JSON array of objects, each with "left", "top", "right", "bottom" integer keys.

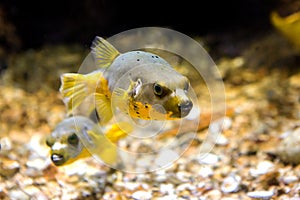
[{"left": 0, "top": 0, "right": 300, "bottom": 199}]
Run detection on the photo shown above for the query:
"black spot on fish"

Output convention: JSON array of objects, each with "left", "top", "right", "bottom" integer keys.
[
  {"left": 155, "top": 56, "right": 159, "bottom": 58},
  {"left": 145, "top": 105, "right": 149, "bottom": 109},
  {"left": 137, "top": 59, "right": 140, "bottom": 61},
  {"left": 137, "top": 52, "right": 140, "bottom": 54},
  {"left": 136, "top": 111, "right": 140, "bottom": 115},
  {"left": 134, "top": 105, "right": 138, "bottom": 109},
  {"left": 152, "top": 55, "right": 155, "bottom": 58}
]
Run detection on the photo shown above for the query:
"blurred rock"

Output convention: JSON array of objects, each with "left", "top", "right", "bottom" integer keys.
[
  {"left": 0, "top": 158, "right": 20, "bottom": 178},
  {"left": 277, "top": 128, "right": 300, "bottom": 164},
  {"left": 221, "top": 174, "right": 241, "bottom": 193}
]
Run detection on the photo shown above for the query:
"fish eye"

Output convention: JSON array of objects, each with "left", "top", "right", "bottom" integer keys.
[
  {"left": 153, "top": 83, "right": 163, "bottom": 96},
  {"left": 67, "top": 133, "right": 79, "bottom": 145}
]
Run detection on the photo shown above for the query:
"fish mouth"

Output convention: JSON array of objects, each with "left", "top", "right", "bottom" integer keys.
[
  {"left": 178, "top": 101, "right": 193, "bottom": 117},
  {"left": 51, "top": 153, "right": 66, "bottom": 166}
]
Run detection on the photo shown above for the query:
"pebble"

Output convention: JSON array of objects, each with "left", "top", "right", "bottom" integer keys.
[
  {"left": 27, "top": 134, "right": 49, "bottom": 158},
  {"left": 9, "top": 189, "right": 29, "bottom": 200},
  {"left": 26, "top": 157, "right": 51, "bottom": 171},
  {"left": 23, "top": 186, "right": 46, "bottom": 199},
  {"left": 137, "top": 155, "right": 153, "bottom": 169},
  {"left": 0, "top": 137, "right": 12, "bottom": 151},
  {"left": 154, "top": 170, "right": 167, "bottom": 182},
  {"left": 221, "top": 174, "right": 241, "bottom": 193},
  {"left": 131, "top": 190, "right": 152, "bottom": 200},
  {"left": 197, "top": 153, "right": 219, "bottom": 165},
  {"left": 198, "top": 166, "right": 214, "bottom": 178},
  {"left": 209, "top": 117, "right": 232, "bottom": 135},
  {"left": 250, "top": 160, "right": 274, "bottom": 177},
  {"left": 247, "top": 190, "right": 274, "bottom": 199},
  {"left": 282, "top": 175, "right": 298, "bottom": 184},
  {"left": 0, "top": 158, "right": 20, "bottom": 178},
  {"left": 155, "top": 194, "right": 178, "bottom": 200},
  {"left": 124, "top": 182, "right": 141, "bottom": 191},
  {"left": 175, "top": 171, "right": 191, "bottom": 183},
  {"left": 216, "top": 134, "right": 229, "bottom": 146},
  {"left": 277, "top": 128, "right": 300, "bottom": 164},
  {"left": 205, "top": 189, "right": 222, "bottom": 199},
  {"left": 155, "top": 149, "right": 179, "bottom": 168},
  {"left": 289, "top": 73, "right": 300, "bottom": 88},
  {"left": 176, "top": 183, "right": 196, "bottom": 192},
  {"left": 160, "top": 184, "right": 175, "bottom": 195}
]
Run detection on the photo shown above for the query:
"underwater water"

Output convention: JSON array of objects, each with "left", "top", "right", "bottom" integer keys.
[{"left": 0, "top": 2, "right": 300, "bottom": 199}]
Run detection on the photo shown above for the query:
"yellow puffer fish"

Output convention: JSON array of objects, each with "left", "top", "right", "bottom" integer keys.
[
  {"left": 60, "top": 37, "right": 193, "bottom": 124},
  {"left": 271, "top": 11, "right": 300, "bottom": 51},
  {"left": 46, "top": 116, "right": 128, "bottom": 166}
]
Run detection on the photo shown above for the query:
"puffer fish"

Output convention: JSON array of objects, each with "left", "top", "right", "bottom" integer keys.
[
  {"left": 46, "top": 116, "right": 129, "bottom": 166},
  {"left": 60, "top": 37, "right": 193, "bottom": 124}
]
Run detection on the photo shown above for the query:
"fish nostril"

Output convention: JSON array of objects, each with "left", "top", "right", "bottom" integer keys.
[{"left": 178, "top": 101, "right": 193, "bottom": 117}]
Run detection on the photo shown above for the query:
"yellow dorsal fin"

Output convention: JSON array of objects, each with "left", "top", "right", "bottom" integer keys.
[{"left": 91, "top": 36, "right": 120, "bottom": 68}]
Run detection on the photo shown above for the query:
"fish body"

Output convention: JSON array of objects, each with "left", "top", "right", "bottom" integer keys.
[
  {"left": 46, "top": 116, "right": 128, "bottom": 166},
  {"left": 60, "top": 37, "right": 193, "bottom": 124}
]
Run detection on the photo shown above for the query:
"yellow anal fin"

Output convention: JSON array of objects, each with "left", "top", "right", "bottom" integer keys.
[
  {"left": 105, "top": 122, "right": 132, "bottom": 143},
  {"left": 60, "top": 71, "right": 103, "bottom": 115},
  {"left": 91, "top": 36, "right": 120, "bottom": 68}
]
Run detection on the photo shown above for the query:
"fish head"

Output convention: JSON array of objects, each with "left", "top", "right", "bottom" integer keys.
[
  {"left": 46, "top": 117, "right": 92, "bottom": 166},
  {"left": 126, "top": 70, "right": 193, "bottom": 120}
]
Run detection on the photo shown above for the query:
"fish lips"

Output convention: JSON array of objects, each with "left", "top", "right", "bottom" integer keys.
[
  {"left": 51, "top": 153, "right": 66, "bottom": 166},
  {"left": 171, "top": 100, "right": 193, "bottom": 118}
]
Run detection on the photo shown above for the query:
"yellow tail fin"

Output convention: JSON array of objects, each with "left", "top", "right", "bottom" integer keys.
[
  {"left": 60, "top": 72, "right": 100, "bottom": 115},
  {"left": 91, "top": 36, "right": 120, "bottom": 68}
]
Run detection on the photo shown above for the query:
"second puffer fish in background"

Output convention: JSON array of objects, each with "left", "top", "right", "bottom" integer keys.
[
  {"left": 60, "top": 37, "right": 193, "bottom": 124},
  {"left": 46, "top": 116, "right": 128, "bottom": 166}
]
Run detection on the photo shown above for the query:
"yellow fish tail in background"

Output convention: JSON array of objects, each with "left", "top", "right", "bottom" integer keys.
[{"left": 271, "top": 11, "right": 300, "bottom": 51}]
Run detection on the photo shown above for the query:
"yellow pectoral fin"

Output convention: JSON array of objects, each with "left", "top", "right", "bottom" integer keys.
[
  {"left": 97, "top": 142, "right": 118, "bottom": 166},
  {"left": 91, "top": 36, "right": 120, "bottom": 68},
  {"left": 62, "top": 147, "right": 92, "bottom": 166},
  {"left": 86, "top": 130, "right": 118, "bottom": 165},
  {"left": 95, "top": 93, "right": 113, "bottom": 124}
]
